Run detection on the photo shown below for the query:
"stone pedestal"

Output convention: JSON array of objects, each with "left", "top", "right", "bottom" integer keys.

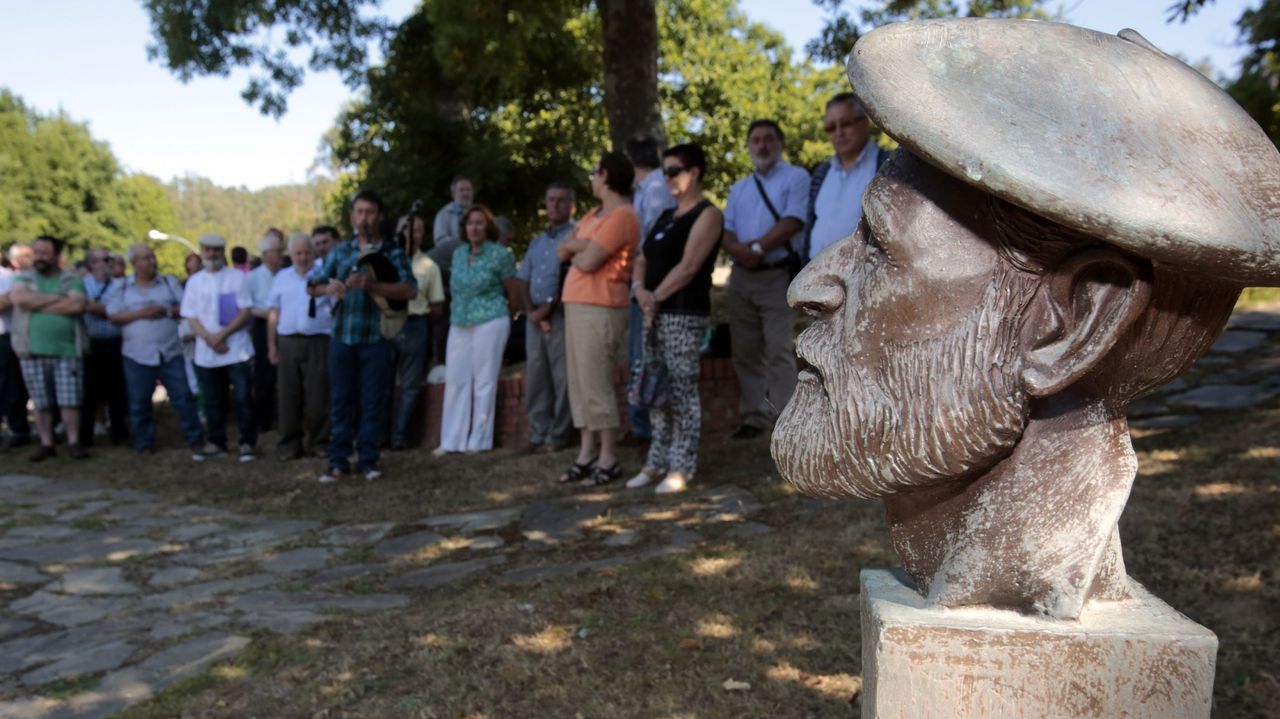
[{"left": 860, "top": 569, "right": 1217, "bottom": 719}]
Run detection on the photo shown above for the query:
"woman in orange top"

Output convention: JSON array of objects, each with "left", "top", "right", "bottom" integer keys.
[{"left": 556, "top": 151, "right": 640, "bottom": 486}]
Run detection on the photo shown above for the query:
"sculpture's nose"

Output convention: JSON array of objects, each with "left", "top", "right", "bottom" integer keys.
[{"left": 788, "top": 237, "right": 851, "bottom": 318}]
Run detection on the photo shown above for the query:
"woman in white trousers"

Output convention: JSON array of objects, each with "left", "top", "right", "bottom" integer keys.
[{"left": 435, "top": 205, "right": 517, "bottom": 454}]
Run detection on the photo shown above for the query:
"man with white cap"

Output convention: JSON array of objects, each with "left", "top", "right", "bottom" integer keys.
[
  {"left": 773, "top": 19, "right": 1280, "bottom": 620},
  {"left": 181, "top": 232, "right": 256, "bottom": 462}
]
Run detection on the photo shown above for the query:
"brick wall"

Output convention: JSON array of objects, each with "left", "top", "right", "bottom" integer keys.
[{"left": 419, "top": 357, "right": 741, "bottom": 449}]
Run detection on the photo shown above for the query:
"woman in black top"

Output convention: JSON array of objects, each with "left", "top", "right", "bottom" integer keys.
[{"left": 628, "top": 143, "right": 723, "bottom": 494}]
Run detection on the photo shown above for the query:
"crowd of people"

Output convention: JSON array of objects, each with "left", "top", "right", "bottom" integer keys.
[{"left": 0, "top": 93, "right": 880, "bottom": 494}]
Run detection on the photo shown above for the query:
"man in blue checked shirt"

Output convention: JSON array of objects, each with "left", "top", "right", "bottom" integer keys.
[{"left": 310, "top": 189, "right": 417, "bottom": 483}]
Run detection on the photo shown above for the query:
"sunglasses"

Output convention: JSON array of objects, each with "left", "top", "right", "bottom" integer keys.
[{"left": 663, "top": 165, "right": 688, "bottom": 178}]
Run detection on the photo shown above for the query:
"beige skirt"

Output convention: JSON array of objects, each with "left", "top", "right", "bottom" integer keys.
[{"left": 564, "top": 302, "right": 628, "bottom": 431}]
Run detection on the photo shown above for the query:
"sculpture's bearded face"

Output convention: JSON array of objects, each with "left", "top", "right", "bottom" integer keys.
[{"left": 772, "top": 153, "right": 1038, "bottom": 499}]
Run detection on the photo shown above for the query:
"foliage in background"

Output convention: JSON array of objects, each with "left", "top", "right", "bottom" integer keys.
[{"left": 0, "top": 88, "right": 332, "bottom": 274}]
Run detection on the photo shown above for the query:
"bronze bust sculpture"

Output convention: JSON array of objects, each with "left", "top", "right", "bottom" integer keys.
[{"left": 772, "top": 19, "right": 1280, "bottom": 620}]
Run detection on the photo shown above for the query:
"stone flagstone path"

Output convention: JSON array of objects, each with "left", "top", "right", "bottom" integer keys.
[{"left": 0, "top": 304, "right": 1277, "bottom": 718}]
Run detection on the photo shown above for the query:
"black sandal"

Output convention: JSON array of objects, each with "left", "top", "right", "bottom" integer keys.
[
  {"left": 558, "top": 456, "right": 597, "bottom": 484},
  {"left": 583, "top": 462, "right": 622, "bottom": 487}
]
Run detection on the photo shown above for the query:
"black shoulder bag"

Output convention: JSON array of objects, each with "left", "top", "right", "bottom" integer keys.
[{"left": 752, "top": 175, "right": 802, "bottom": 279}]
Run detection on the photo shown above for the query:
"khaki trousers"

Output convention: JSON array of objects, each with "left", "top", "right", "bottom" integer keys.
[
  {"left": 565, "top": 303, "right": 628, "bottom": 431},
  {"left": 727, "top": 266, "right": 796, "bottom": 429}
]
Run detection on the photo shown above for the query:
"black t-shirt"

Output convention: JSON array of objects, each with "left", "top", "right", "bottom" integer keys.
[{"left": 643, "top": 200, "right": 720, "bottom": 315}]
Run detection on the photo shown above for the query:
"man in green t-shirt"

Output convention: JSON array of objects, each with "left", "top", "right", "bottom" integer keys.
[{"left": 10, "top": 236, "right": 88, "bottom": 461}]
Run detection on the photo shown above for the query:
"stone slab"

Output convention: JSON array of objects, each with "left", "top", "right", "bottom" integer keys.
[
  {"left": 260, "top": 546, "right": 333, "bottom": 574},
  {"left": 9, "top": 591, "right": 135, "bottom": 627},
  {"left": 48, "top": 567, "right": 141, "bottom": 595},
  {"left": 137, "top": 573, "right": 276, "bottom": 611},
  {"left": 859, "top": 568, "right": 1216, "bottom": 719},
  {"left": 147, "top": 566, "right": 203, "bottom": 589},
  {"left": 520, "top": 499, "right": 608, "bottom": 546},
  {"left": 387, "top": 556, "right": 507, "bottom": 590},
  {"left": 418, "top": 507, "right": 523, "bottom": 534},
  {"left": 1208, "top": 329, "right": 1267, "bottom": 354},
  {"left": 318, "top": 522, "right": 397, "bottom": 547},
  {"left": 374, "top": 530, "right": 446, "bottom": 561},
  {"left": 0, "top": 616, "right": 36, "bottom": 640},
  {"left": 0, "top": 536, "right": 171, "bottom": 565},
  {"left": 1167, "top": 383, "right": 1279, "bottom": 411},
  {"left": 19, "top": 638, "right": 135, "bottom": 687},
  {"left": 0, "top": 560, "right": 49, "bottom": 585},
  {"left": 296, "top": 563, "right": 380, "bottom": 588},
  {"left": 726, "top": 521, "right": 774, "bottom": 539}
]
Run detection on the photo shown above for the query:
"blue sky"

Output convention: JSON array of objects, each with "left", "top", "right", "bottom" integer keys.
[{"left": 0, "top": 0, "right": 1254, "bottom": 190}]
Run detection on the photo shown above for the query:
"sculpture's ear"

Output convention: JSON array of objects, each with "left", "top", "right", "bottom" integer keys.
[{"left": 1019, "top": 248, "right": 1152, "bottom": 397}]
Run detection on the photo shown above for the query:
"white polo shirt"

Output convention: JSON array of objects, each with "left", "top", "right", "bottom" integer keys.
[{"left": 180, "top": 267, "right": 254, "bottom": 368}]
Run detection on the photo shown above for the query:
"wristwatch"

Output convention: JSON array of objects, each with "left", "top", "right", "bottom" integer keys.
[{"left": 750, "top": 241, "right": 764, "bottom": 255}]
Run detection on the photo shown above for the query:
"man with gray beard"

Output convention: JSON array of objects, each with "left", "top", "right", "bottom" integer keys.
[{"left": 772, "top": 19, "right": 1278, "bottom": 621}]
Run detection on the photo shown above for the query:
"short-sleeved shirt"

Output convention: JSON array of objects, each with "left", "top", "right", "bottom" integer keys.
[
  {"left": 633, "top": 170, "right": 677, "bottom": 247},
  {"left": 433, "top": 201, "right": 465, "bottom": 247},
  {"left": 723, "top": 160, "right": 811, "bottom": 264},
  {"left": 408, "top": 252, "right": 446, "bottom": 316},
  {"left": 0, "top": 269, "right": 14, "bottom": 336},
  {"left": 515, "top": 222, "right": 574, "bottom": 306},
  {"left": 809, "top": 146, "right": 879, "bottom": 260},
  {"left": 107, "top": 274, "right": 185, "bottom": 366},
  {"left": 449, "top": 242, "right": 516, "bottom": 327},
  {"left": 19, "top": 272, "right": 86, "bottom": 358},
  {"left": 312, "top": 237, "right": 416, "bottom": 345},
  {"left": 180, "top": 267, "right": 254, "bottom": 368},
  {"left": 247, "top": 263, "right": 279, "bottom": 310},
  {"left": 562, "top": 206, "right": 639, "bottom": 308},
  {"left": 83, "top": 275, "right": 122, "bottom": 340},
  {"left": 269, "top": 267, "right": 333, "bottom": 336}
]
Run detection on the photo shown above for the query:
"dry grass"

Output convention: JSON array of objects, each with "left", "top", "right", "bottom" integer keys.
[{"left": 3, "top": 385, "right": 1277, "bottom": 717}]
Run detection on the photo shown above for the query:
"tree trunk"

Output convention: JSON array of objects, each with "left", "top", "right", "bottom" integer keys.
[{"left": 599, "top": 0, "right": 664, "bottom": 151}]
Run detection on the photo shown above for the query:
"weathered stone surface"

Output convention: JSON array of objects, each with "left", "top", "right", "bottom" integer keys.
[
  {"left": 601, "top": 529, "right": 641, "bottom": 548},
  {"left": 1167, "top": 384, "right": 1280, "bottom": 411},
  {"left": 296, "top": 563, "right": 380, "bottom": 588},
  {"left": 147, "top": 612, "right": 231, "bottom": 641},
  {"left": 664, "top": 527, "right": 703, "bottom": 552},
  {"left": 19, "top": 638, "right": 134, "bottom": 687},
  {"left": 419, "top": 507, "right": 523, "bottom": 534},
  {"left": 0, "top": 535, "right": 171, "bottom": 565},
  {"left": 1227, "top": 310, "right": 1280, "bottom": 332},
  {"left": 48, "top": 567, "right": 140, "bottom": 596},
  {"left": 0, "top": 560, "right": 49, "bottom": 585},
  {"left": 1129, "top": 415, "right": 1202, "bottom": 430},
  {"left": 701, "top": 485, "right": 762, "bottom": 522},
  {"left": 261, "top": 547, "right": 333, "bottom": 574},
  {"left": 224, "top": 590, "right": 408, "bottom": 633},
  {"left": 1208, "top": 330, "right": 1267, "bottom": 354},
  {"left": 7, "top": 525, "right": 82, "bottom": 541},
  {"left": 9, "top": 591, "right": 135, "bottom": 627},
  {"left": 60, "top": 632, "right": 252, "bottom": 715},
  {"left": 387, "top": 556, "right": 507, "bottom": 590},
  {"left": 196, "top": 520, "right": 320, "bottom": 549},
  {"left": 147, "top": 566, "right": 203, "bottom": 589},
  {"left": 137, "top": 573, "right": 276, "bottom": 611},
  {"left": 467, "top": 535, "right": 506, "bottom": 550},
  {"left": 374, "top": 530, "right": 446, "bottom": 561},
  {"left": 165, "top": 522, "right": 227, "bottom": 542},
  {"left": 318, "top": 522, "right": 397, "bottom": 547},
  {"left": 0, "top": 474, "right": 49, "bottom": 492},
  {"left": 0, "top": 616, "right": 35, "bottom": 640},
  {"left": 55, "top": 500, "right": 113, "bottom": 523},
  {"left": 860, "top": 569, "right": 1216, "bottom": 719},
  {"left": 0, "top": 697, "right": 58, "bottom": 719},
  {"left": 726, "top": 522, "right": 774, "bottom": 539},
  {"left": 520, "top": 499, "right": 608, "bottom": 546}
]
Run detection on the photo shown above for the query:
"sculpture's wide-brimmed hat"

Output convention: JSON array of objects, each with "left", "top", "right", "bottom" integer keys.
[{"left": 848, "top": 19, "right": 1280, "bottom": 287}]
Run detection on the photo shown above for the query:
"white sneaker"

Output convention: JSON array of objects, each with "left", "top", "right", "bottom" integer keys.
[
  {"left": 655, "top": 472, "right": 688, "bottom": 495},
  {"left": 431, "top": 447, "right": 452, "bottom": 458},
  {"left": 192, "top": 442, "right": 225, "bottom": 462},
  {"left": 238, "top": 444, "right": 256, "bottom": 462},
  {"left": 318, "top": 468, "right": 343, "bottom": 484},
  {"left": 626, "top": 467, "right": 664, "bottom": 489},
  {"left": 363, "top": 468, "right": 382, "bottom": 481}
]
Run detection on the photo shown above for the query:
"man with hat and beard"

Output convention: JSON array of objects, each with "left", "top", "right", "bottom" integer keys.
[
  {"left": 181, "top": 232, "right": 256, "bottom": 462},
  {"left": 772, "top": 19, "right": 1280, "bottom": 620}
]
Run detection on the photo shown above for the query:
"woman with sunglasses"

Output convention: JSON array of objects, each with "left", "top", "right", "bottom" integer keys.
[
  {"left": 556, "top": 152, "right": 640, "bottom": 486},
  {"left": 626, "top": 143, "right": 722, "bottom": 495}
]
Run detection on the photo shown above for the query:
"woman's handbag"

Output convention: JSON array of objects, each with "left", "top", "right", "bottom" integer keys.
[{"left": 628, "top": 324, "right": 671, "bottom": 410}]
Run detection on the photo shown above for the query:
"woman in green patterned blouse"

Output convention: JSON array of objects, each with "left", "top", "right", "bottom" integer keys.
[{"left": 434, "top": 205, "right": 518, "bottom": 455}]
